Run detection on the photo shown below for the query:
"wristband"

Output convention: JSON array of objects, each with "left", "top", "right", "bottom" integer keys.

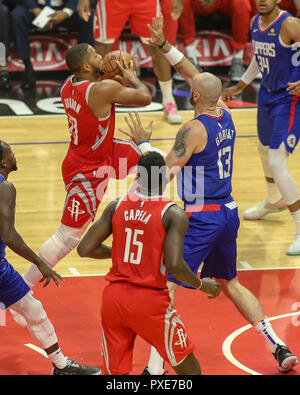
[
  {"left": 163, "top": 45, "right": 184, "bottom": 66},
  {"left": 138, "top": 140, "right": 150, "bottom": 146},
  {"left": 138, "top": 141, "right": 152, "bottom": 154},
  {"left": 138, "top": 141, "right": 167, "bottom": 158},
  {"left": 196, "top": 279, "right": 202, "bottom": 290},
  {"left": 158, "top": 40, "right": 167, "bottom": 49}
]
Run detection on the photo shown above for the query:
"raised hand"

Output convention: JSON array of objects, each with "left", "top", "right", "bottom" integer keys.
[
  {"left": 119, "top": 112, "right": 153, "bottom": 145},
  {"left": 146, "top": 15, "right": 166, "bottom": 47}
]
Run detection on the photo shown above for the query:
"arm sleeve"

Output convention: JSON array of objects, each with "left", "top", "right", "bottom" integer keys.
[{"left": 240, "top": 56, "right": 260, "bottom": 85}]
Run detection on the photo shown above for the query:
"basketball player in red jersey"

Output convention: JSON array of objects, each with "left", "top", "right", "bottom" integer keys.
[
  {"left": 77, "top": 152, "right": 221, "bottom": 375},
  {"left": 21, "top": 43, "right": 151, "bottom": 289}
]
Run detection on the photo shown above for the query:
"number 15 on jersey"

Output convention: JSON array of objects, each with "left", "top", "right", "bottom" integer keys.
[{"left": 124, "top": 228, "right": 144, "bottom": 265}]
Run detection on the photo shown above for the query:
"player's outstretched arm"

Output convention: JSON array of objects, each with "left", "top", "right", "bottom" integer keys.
[
  {"left": 222, "top": 56, "right": 260, "bottom": 100},
  {"left": 147, "top": 16, "right": 199, "bottom": 86},
  {"left": 118, "top": 111, "right": 168, "bottom": 160},
  {"left": 163, "top": 205, "right": 221, "bottom": 298},
  {"left": 77, "top": 200, "right": 116, "bottom": 259},
  {"left": 0, "top": 181, "right": 63, "bottom": 287}
]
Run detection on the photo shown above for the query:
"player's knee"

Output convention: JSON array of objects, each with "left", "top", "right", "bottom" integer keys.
[
  {"left": 173, "top": 353, "right": 201, "bottom": 375},
  {"left": 22, "top": 296, "right": 47, "bottom": 324},
  {"left": 39, "top": 222, "right": 90, "bottom": 266},
  {"left": 268, "top": 152, "right": 285, "bottom": 175},
  {"left": 220, "top": 276, "right": 239, "bottom": 296},
  {"left": 28, "top": 299, "right": 47, "bottom": 324}
]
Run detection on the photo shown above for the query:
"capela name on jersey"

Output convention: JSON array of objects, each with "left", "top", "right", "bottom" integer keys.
[{"left": 124, "top": 209, "right": 152, "bottom": 224}]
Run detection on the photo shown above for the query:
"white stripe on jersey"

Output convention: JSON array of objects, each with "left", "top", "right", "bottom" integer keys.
[{"left": 112, "top": 138, "right": 141, "bottom": 155}]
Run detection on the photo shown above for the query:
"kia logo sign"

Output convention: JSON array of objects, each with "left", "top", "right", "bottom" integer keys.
[
  {"left": 10, "top": 35, "right": 77, "bottom": 71},
  {"left": 187, "top": 31, "right": 233, "bottom": 67}
]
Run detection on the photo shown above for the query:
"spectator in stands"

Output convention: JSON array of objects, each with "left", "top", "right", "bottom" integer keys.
[
  {"left": 177, "top": 0, "right": 257, "bottom": 82},
  {"left": 0, "top": 0, "right": 18, "bottom": 91},
  {"left": 78, "top": 0, "right": 185, "bottom": 125},
  {"left": 10, "top": 0, "right": 94, "bottom": 90}
]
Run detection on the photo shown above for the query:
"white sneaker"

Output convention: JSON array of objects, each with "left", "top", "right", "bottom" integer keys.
[
  {"left": 243, "top": 198, "right": 287, "bottom": 220},
  {"left": 9, "top": 308, "right": 27, "bottom": 327},
  {"left": 286, "top": 235, "right": 300, "bottom": 256},
  {"left": 164, "top": 102, "right": 183, "bottom": 124}
]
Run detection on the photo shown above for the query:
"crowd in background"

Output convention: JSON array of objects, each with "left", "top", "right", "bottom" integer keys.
[{"left": 0, "top": 0, "right": 299, "bottom": 92}]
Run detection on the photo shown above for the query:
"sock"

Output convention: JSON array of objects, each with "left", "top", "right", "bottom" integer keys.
[
  {"left": 291, "top": 208, "right": 300, "bottom": 236},
  {"left": 185, "top": 42, "right": 198, "bottom": 64},
  {"left": 147, "top": 346, "right": 165, "bottom": 375},
  {"left": 232, "top": 49, "right": 244, "bottom": 61},
  {"left": 158, "top": 80, "right": 175, "bottom": 105},
  {"left": 253, "top": 317, "right": 285, "bottom": 353},
  {"left": 266, "top": 182, "right": 282, "bottom": 204},
  {"left": 48, "top": 348, "right": 68, "bottom": 369}
]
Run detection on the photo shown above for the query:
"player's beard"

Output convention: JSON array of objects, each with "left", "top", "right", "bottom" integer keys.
[
  {"left": 11, "top": 161, "right": 17, "bottom": 171},
  {"left": 92, "top": 65, "right": 104, "bottom": 78}
]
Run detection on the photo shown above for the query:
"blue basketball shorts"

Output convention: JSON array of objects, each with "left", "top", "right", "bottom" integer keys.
[
  {"left": 167, "top": 201, "right": 240, "bottom": 287},
  {"left": 257, "top": 86, "right": 300, "bottom": 153},
  {"left": 0, "top": 258, "right": 30, "bottom": 309}
]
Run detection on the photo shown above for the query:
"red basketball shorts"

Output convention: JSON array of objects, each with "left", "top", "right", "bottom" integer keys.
[
  {"left": 61, "top": 139, "right": 140, "bottom": 228},
  {"left": 94, "top": 0, "right": 161, "bottom": 41},
  {"left": 101, "top": 282, "right": 195, "bottom": 375}
]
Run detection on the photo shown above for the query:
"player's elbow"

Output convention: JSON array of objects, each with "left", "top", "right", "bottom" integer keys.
[
  {"left": 139, "top": 93, "right": 152, "bottom": 106},
  {"left": 165, "top": 260, "right": 181, "bottom": 276},
  {"left": 76, "top": 242, "right": 89, "bottom": 258}
]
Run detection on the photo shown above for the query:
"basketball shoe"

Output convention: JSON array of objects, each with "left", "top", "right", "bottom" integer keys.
[
  {"left": 243, "top": 198, "right": 287, "bottom": 220},
  {"left": 52, "top": 357, "right": 101, "bottom": 375},
  {"left": 141, "top": 366, "right": 167, "bottom": 375},
  {"left": 164, "top": 102, "right": 183, "bottom": 124},
  {"left": 286, "top": 235, "right": 300, "bottom": 256},
  {"left": 273, "top": 344, "right": 298, "bottom": 372}
]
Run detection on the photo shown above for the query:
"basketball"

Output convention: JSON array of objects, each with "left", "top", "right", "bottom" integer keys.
[{"left": 101, "top": 50, "right": 136, "bottom": 80}]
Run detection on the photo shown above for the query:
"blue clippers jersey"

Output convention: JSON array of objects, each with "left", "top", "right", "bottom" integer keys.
[
  {"left": 0, "top": 175, "right": 6, "bottom": 260},
  {"left": 177, "top": 109, "right": 235, "bottom": 205},
  {"left": 251, "top": 11, "right": 300, "bottom": 92}
]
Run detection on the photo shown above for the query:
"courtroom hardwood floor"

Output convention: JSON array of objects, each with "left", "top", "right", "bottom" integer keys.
[{"left": 1, "top": 109, "right": 300, "bottom": 278}]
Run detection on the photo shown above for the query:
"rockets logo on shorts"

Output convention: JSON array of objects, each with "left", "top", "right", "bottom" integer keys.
[
  {"left": 67, "top": 197, "right": 86, "bottom": 222},
  {"left": 174, "top": 328, "right": 188, "bottom": 349}
]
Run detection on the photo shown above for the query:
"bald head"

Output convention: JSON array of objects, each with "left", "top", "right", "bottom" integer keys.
[{"left": 191, "top": 72, "right": 222, "bottom": 107}]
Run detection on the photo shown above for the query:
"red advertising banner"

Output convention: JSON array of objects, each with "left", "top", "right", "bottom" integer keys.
[{"left": 7, "top": 31, "right": 254, "bottom": 72}]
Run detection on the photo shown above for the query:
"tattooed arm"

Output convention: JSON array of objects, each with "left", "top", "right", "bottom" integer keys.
[{"left": 165, "top": 120, "right": 208, "bottom": 180}]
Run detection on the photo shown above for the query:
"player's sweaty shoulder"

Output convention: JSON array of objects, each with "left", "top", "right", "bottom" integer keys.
[
  {"left": 88, "top": 79, "right": 120, "bottom": 115},
  {"left": 89, "top": 79, "right": 121, "bottom": 102}
]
